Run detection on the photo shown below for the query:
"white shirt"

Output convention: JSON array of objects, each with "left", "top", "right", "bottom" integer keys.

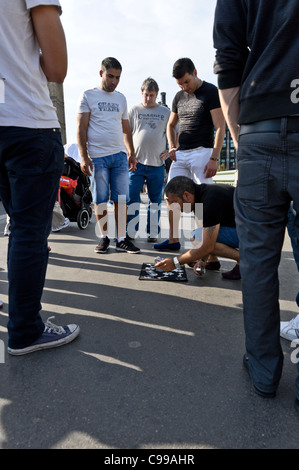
[
  {"left": 78, "top": 87, "right": 128, "bottom": 158},
  {"left": 0, "top": 0, "right": 61, "bottom": 128}
]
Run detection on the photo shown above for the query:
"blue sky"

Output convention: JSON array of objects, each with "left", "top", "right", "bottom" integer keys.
[{"left": 60, "top": 0, "right": 218, "bottom": 143}]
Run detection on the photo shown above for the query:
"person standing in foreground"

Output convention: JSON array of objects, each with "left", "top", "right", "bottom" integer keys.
[
  {"left": 77, "top": 57, "right": 140, "bottom": 254},
  {"left": 0, "top": 0, "right": 80, "bottom": 355},
  {"left": 127, "top": 78, "right": 170, "bottom": 242},
  {"left": 214, "top": 0, "right": 299, "bottom": 408},
  {"left": 154, "top": 58, "right": 225, "bottom": 271}
]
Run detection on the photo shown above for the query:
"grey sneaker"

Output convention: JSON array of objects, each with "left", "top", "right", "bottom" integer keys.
[
  {"left": 116, "top": 237, "right": 140, "bottom": 253},
  {"left": 52, "top": 218, "right": 70, "bottom": 232},
  {"left": 280, "top": 314, "right": 299, "bottom": 342},
  {"left": 8, "top": 317, "right": 80, "bottom": 356},
  {"left": 95, "top": 236, "right": 110, "bottom": 253}
]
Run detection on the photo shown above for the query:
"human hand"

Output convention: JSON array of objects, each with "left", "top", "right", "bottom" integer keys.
[
  {"left": 80, "top": 157, "right": 93, "bottom": 176},
  {"left": 204, "top": 159, "right": 218, "bottom": 179},
  {"left": 193, "top": 259, "right": 206, "bottom": 276},
  {"left": 128, "top": 155, "right": 137, "bottom": 172},
  {"left": 155, "top": 257, "right": 175, "bottom": 272},
  {"left": 168, "top": 148, "right": 177, "bottom": 162}
]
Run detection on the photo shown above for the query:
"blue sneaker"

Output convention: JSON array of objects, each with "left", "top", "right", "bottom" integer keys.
[
  {"left": 153, "top": 239, "right": 181, "bottom": 251},
  {"left": 8, "top": 317, "right": 80, "bottom": 356}
]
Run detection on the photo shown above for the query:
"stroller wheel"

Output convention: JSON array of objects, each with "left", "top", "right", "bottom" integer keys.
[{"left": 77, "top": 208, "right": 89, "bottom": 229}]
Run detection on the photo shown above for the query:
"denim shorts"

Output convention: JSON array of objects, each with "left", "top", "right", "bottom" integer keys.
[
  {"left": 191, "top": 225, "right": 239, "bottom": 248},
  {"left": 90, "top": 152, "right": 129, "bottom": 204},
  {"left": 217, "top": 226, "right": 239, "bottom": 248}
]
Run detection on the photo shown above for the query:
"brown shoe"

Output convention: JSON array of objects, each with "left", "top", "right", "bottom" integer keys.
[{"left": 222, "top": 264, "right": 241, "bottom": 280}]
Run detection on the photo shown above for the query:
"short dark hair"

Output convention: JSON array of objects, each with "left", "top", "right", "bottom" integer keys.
[
  {"left": 141, "top": 77, "right": 159, "bottom": 94},
  {"left": 165, "top": 176, "right": 196, "bottom": 199},
  {"left": 172, "top": 58, "right": 196, "bottom": 79},
  {"left": 101, "top": 57, "right": 122, "bottom": 72}
]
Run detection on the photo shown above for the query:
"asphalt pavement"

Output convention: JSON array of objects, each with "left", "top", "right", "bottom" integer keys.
[{"left": 0, "top": 197, "right": 298, "bottom": 450}]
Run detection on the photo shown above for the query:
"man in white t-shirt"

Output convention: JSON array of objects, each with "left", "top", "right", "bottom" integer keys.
[
  {"left": 127, "top": 78, "right": 170, "bottom": 242},
  {"left": 77, "top": 57, "right": 140, "bottom": 254},
  {"left": 0, "top": 0, "right": 80, "bottom": 355}
]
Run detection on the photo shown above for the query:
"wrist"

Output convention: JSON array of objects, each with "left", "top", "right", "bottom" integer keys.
[
  {"left": 210, "top": 157, "right": 219, "bottom": 161},
  {"left": 173, "top": 256, "right": 181, "bottom": 269}
]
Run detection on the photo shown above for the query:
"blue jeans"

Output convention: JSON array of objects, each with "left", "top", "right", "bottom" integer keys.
[
  {"left": 236, "top": 121, "right": 299, "bottom": 395},
  {"left": 127, "top": 162, "right": 164, "bottom": 238},
  {"left": 90, "top": 152, "right": 129, "bottom": 204},
  {"left": 0, "top": 127, "right": 64, "bottom": 348}
]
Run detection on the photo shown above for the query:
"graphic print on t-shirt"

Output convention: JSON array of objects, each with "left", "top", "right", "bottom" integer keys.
[
  {"left": 98, "top": 102, "right": 120, "bottom": 112},
  {"left": 137, "top": 112, "right": 166, "bottom": 130}
]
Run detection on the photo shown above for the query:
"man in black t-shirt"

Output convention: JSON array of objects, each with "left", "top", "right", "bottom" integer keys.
[
  {"left": 154, "top": 58, "right": 225, "bottom": 258},
  {"left": 155, "top": 176, "right": 240, "bottom": 280}
]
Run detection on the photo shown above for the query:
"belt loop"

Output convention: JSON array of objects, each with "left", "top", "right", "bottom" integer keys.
[{"left": 281, "top": 117, "right": 287, "bottom": 137}]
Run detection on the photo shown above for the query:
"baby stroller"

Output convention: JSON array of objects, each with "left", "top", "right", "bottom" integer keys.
[{"left": 59, "top": 156, "right": 92, "bottom": 229}]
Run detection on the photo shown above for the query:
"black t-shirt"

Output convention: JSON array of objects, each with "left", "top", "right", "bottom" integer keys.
[
  {"left": 194, "top": 183, "right": 236, "bottom": 228},
  {"left": 172, "top": 81, "right": 220, "bottom": 150}
]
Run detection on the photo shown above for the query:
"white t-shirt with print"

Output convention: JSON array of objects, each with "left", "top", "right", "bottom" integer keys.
[
  {"left": 77, "top": 87, "right": 128, "bottom": 158},
  {"left": 0, "top": 0, "right": 61, "bottom": 128}
]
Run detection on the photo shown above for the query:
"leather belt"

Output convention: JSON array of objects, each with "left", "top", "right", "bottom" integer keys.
[{"left": 239, "top": 117, "right": 299, "bottom": 136}]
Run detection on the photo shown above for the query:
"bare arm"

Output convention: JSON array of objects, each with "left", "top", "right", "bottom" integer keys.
[
  {"left": 122, "top": 119, "right": 136, "bottom": 171},
  {"left": 219, "top": 87, "right": 240, "bottom": 150},
  {"left": 166, "top": 112, "right": 179, "bottom": 161},
  {"left": 156, "top": 225, "right": 220, "bottom": 271},
  {"left": 77, "top": 112, "right": 93, "bottom": 176},
  {"left": 31, "top": 5, "right": 67, "bottom": 83},
  {"left": 204, "top": 107, "right": 226, "bottom": 178}
]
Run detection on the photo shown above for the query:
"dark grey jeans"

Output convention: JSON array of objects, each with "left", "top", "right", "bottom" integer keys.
[
  {"left": 236, "top": 119, "right": 299, "bottom": 395},
  {"left": 0, "top": 127, "right": 64, "bottom": 349}
]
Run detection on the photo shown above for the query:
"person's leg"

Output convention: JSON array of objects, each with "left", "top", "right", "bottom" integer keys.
[
  {"left": 90, "top": 157, "right": 110, "bottom": 239},
  {"left": 127, "top": 163, "right": 145, "bottom": 238},
  {"left": 52, "top": 200, "right": 69, "bottom": 231},
  {"left": 0, "top": 127, "right": 64, "bottom": 349},
  {"left": 154, "top": 153, "right": 189, "bottom": 250},
  {"left": 189, "top": 147, "right": 214, "bottom": 185},
  {"left": 145, "top": 165, "right": 165, "bottom": 239},
  {"left": 189, "top": 147, "right": 217, "bottom": 266},
  {"left": 235, "top": 130, "right": 289, "bottom": 395},
  {"left": 110, "top": 152, "right": 130, "bottom": 240}
]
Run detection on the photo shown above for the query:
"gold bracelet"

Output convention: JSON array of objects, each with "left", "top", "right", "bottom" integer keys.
[{"left": 210, "top": 157, "right": 219, "bottom": 161}]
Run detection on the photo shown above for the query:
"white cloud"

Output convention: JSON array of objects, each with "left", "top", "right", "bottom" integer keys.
[{"left": 59, "top": 0, "right": 218, "bottom": 143}]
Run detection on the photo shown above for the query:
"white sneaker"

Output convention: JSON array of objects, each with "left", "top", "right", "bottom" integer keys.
[
  {"left": 52, "top": 218, "right": 70, "bottom": 232},
  {"left": 280, "top": 314, "right": 299, "bottom": 342}
]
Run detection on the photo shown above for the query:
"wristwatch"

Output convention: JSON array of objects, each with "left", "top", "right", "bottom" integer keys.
[{"left": 173, "top": 256, "right": 181, "bottom": 269}]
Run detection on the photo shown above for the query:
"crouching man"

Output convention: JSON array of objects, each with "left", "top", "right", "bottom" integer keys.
[{"left": 155, "top": 176, "right": 240, "bottom": 279}]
